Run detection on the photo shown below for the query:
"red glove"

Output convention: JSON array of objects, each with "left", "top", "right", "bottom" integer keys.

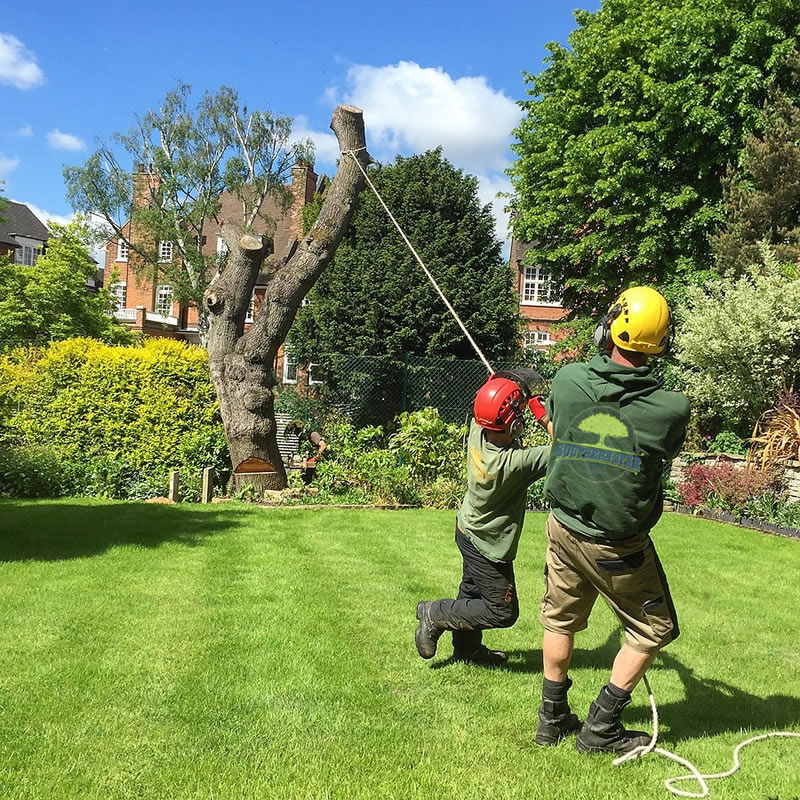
[{"left": 528, "top": 395, "right": 548, "bottom": 423}]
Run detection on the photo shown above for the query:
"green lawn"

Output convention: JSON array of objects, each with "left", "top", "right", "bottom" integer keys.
[{"left": 0, "top": 500, "right": 798, "bottom": 800}]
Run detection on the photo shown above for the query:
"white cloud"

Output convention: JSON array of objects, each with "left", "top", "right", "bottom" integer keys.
[
  {"left": 333, "top": 61, "right": 521, "bottom": 175},
  {"left": 47, "top": 129, "right": 86, "bottom": 151},
  {"left": 0, "top": 33, "right": 44, "bottom": 89},
  {"left": 14, "top": 123, "right": 33, "bottom": 137},
  {"left": 0, "top": 154, "right": 20, "bottom": 179},
  {"left": 291, "top": 115, "right": 341, "bottom": 166},
  {"left": 16, "top": 201, "right": 73, "bottom": 229},
  {"left": 312, "top": 61, "right": 521, "bottom": 248}
]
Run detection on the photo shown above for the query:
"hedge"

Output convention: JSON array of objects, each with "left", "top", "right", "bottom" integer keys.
[{"left": 0, "top": 338, "right": 229, "bottom": 500}]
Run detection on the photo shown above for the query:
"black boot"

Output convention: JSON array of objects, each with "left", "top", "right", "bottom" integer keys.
[
  {"left": 415, "top": 601, "right": 443, "bottom": 659},
  {"left": 576, "top": 684, "right": 651, "bottom": 754},
  {"left": 452, "top": 644, "right": 508, "bottom": 667},
  {"left": 535, "top": 677, "right": 581, "bottom": 745}
]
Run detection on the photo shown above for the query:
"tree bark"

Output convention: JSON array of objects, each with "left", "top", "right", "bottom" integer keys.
[{"left": 205, "top": 105, "right": 370, "bottom": 491}]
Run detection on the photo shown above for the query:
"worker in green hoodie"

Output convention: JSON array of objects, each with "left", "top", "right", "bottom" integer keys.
[{"left": 535, "top": 287, "right": 690, "bottom": 754}]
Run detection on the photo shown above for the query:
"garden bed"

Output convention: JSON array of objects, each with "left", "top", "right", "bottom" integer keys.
[{"left": 665, "top": 501, "right": 800, "bottom": 540}]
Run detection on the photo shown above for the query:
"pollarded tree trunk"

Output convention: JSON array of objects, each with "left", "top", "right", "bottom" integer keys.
[{"left": 205, "top": 105, "right": 370, "bottom": 491}]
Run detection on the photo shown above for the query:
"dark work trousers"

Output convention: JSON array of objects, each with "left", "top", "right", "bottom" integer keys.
[{"left": 431, "top": 525, "right": 520, "bottom": 653}]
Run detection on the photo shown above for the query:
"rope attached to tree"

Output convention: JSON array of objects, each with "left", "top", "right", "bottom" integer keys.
[
  {"left": 342, "top": 149, "right": 494, "bottom": 375},
  {"left": 614, "top": 675, "right": 800, "bottom": 797},
  {"left": 344, "top": 150, "right": 799, "bottom": 797}
]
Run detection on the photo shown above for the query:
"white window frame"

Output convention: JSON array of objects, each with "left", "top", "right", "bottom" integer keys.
[
  {"left": 116, "top": 238, "right": 129, "bottom": 262},
  {"left": 155, "top": 284, "right": 174, "bottom": 317},
  {"left": 282, "top": 349, "right": 298, "bottom": 385},
  {"left": 522, "top": 265, "right": 561, "bottom": 307},
  {"left": 524, "top": 329, "right": 554, "bottom": 350},
  {"left": 216, "top": 234, "right": 229, "bottom": 257},
  {"left": 110, "top": 281, "right": 127, "bottom": 309},
  {"left": 158, "top": 241, "right": 174, "bottom": 263},
  {"left": 309, "top": 362, "right": 323, "bottom": 385}
]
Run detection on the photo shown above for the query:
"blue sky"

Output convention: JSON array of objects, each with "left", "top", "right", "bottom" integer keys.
[{"left": 1, "top": 0, "right": 601, "bottom": 247}]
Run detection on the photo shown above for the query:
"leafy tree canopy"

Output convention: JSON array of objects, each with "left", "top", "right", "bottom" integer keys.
[
  {"left": 713, "top": 80, "right": 800, "bottom": 274},
  {"left": 290, "top": 148, "right": 520, "bottom": 364},
  {"left": 63, "top": 82, "right": 312, "bottom": 342},
  {"left": 509, "top": 0, "right": 800, "bottom": 317},
  {"left": 0, "top": 217, "right": 133, "bottom": 345}
]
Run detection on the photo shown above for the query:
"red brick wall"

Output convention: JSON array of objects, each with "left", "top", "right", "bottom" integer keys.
[{"left": 103, "top": 164, "right": 318, "bottom": 338}]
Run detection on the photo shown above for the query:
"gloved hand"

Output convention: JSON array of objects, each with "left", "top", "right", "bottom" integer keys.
[{"left": 528, "top": 395, "right": 548, "bottom": 424}]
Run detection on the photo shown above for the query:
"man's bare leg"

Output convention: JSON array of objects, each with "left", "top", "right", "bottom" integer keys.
[
  {"left": 542, "top": 630, "right": 574, "bottom": 681},
  {"left": 609, "top": 644, "right": 655, "bottom": 692}
]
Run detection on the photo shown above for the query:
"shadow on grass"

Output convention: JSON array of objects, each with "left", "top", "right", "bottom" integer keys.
[
  {"left": 429, "top": 629, "right": 621, "bottom": 673},
  {"left": 0, "top": 500, "right": 251, "bottom": 562},
  {"left": 429, "top": 629, "right": 800, "bottom": 739},
  {"left": 637, "top": 650, "right": 800, "bottom": 742}
]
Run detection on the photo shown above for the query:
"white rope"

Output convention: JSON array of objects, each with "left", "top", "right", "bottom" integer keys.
[
  {"left": 613, "top": 674, "right": 800, "bottom": 797},
  {"left": 342, "top": 149, "right": 494, "bottom": 375}
]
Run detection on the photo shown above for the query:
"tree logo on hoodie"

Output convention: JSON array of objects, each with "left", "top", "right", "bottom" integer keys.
[{"left": 555, "top": 405, "right": 641, "bottom": 483}]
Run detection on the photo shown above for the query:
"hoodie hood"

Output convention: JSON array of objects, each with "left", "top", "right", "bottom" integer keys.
[{"left": 584, "top": 354, "right": 660, "bottom": 405}]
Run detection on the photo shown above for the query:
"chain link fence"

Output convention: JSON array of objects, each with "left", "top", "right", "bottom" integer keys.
[{"left": 278, "top": 353, "right": 548, "bottom": 428}]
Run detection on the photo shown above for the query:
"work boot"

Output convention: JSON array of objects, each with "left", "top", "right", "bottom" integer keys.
[
  {"left": 535, "top": 677, "right": 582, "bottom": 745},
  {"left": 452, "top": 644, "right": 508, "bottom": 667},
  {"left": 576, "top": 684, "right": 651, "bottom": 755},
  {"left": 415, "top": 601, "right": 443, "bottom": 659}
]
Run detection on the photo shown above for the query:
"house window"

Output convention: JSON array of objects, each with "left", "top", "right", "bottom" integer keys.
[
  {"left": 524, "top": 329, "right": 553, "bottom": 349},
  {"left": 16, "top": 245, "right": 34, "bottom": 266},
  {"left": 309, "top": 362, "right": 324, "bottom": 385},
  {"left": 282, "top": 349, "right": 298, "bottom": 384},
  {"left": 245, "top": 293, "right": 255, "bottom": 323},
  {"left": 216, "top": 234, "right": 228, "bottom": 256},
  {"left": 155, "top": 284, "right": 174, "bottom": 317},
  {"left": 522, "top": 265, "right": 561, "bottom": 306},
  {"left": 158, "top": 241, "right": 174, "bottom": 262},
  {"left": 116, "top": 238, "right": 129, "bottom": 261},
  {"left": 110, "top": 282, "right": 127, "bottom": 309}
]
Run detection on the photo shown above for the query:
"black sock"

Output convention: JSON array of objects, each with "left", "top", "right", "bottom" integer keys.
[
  {"left": 542, "top": 676, "right": 572, "bottom": 699},
  {"left": 605, "top": 681, "right": 631, "bottom": 701}
]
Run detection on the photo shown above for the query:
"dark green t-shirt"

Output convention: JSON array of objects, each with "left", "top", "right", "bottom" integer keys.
[
  {"left": 456, "top": 421, "right": 550, "bottom": 562},
  {"left": 545, "top": 354, "right": 689, "bottom": 540}
]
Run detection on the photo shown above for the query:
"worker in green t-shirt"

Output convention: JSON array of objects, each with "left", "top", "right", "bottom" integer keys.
[
  {"left": 414, "top": 375, "right": 552, "bottom": 666},
  {"left": 535, "top": 287, "right": 690, "bottom": 754}
]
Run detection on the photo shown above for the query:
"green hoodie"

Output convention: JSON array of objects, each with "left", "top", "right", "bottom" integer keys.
[
  {"left": 545, "top": 354, "right": 689, "bottom": 540},
  {"left": 457, "top": 421, "right": 549, "bottom": 562}
]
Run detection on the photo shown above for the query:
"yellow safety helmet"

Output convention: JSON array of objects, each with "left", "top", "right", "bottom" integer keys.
[{"left": 595, "top": 287, "right": 672, "bottom": 356}]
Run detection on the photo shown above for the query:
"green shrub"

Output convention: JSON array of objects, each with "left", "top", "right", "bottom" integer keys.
[
  {"left": 0, "top": 444, "right": 74, "bottom": 498},
  {"left": 388, "top": 408, "right": 467, "bottom": 485},
  {"left": 676, "top": 248, "right": 800, "bottom": 436},
  {"left": 0, "top": 338, "right": 228, "bottom": 500},
  {"left": 707, "top": 430, "right": 748, "bottom": 456}
]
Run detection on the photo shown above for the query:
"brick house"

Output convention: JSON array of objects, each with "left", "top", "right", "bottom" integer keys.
[
  {"left": 511, "top": 237, "right": 566, "bottom": 350},
  {"left": 0, "top": 201, "right": 50, "bottom": 266},
  {"left": 104, "top": 162, "right": 324, "bottom": 382}
]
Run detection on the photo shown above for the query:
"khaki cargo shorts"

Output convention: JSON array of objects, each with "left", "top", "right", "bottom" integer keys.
[{"left": 540, "top": 513, "right": 679, "bottom": 654}]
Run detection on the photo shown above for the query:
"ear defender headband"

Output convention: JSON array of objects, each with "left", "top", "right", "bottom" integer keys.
[
  {"left": 593, "top": 302, "right": 674, "bottom": 356},
  {"left": 593, "top": 303, "right": 622, "bottom": 352}
]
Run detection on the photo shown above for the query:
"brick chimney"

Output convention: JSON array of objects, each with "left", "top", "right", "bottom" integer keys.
[{"left": 288, "top": 161, "right": 318, "bottom": 241}]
